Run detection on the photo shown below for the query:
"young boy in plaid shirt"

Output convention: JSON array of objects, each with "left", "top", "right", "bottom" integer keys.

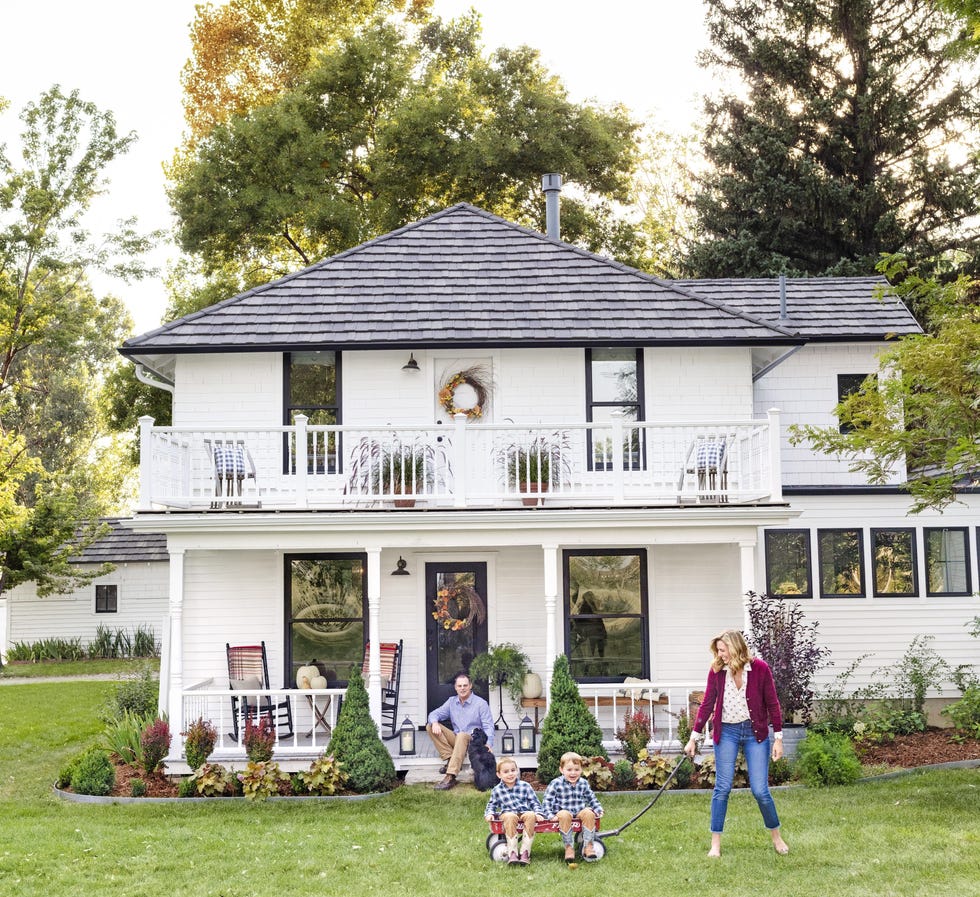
[
  {"left": 484, "top": 757, "right": 543, "bottom": 866},
  {"left": 543, "top": 751, "right": 604, "bottom": 862}
]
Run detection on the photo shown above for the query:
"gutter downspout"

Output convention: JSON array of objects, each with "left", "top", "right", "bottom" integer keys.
[{"left": 135, "top": 363, "right": 175, "bottom": 395}]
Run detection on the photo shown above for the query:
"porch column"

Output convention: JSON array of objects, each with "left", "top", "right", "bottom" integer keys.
[
  {"left": 739, "top": 540, "right": 756, "bottom": 636},
  {"left": 166, "top": 548, "right": 185, "bottom": 734},
  {"left": 138, "top": 415, "right": 154, "bottom": 511},
  {"left": 542, "top": 544, "right": 559, "bottom": 696},
  {"left": 366, "top": 548, "right": 382, "bottom": 725},
  {"left": 767, "top": 408, "right": 783, "bottom": 503}
]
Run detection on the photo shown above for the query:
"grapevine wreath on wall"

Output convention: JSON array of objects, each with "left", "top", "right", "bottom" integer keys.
[{"left": 438, "top": 364, "right": 492, "bottom": 420}]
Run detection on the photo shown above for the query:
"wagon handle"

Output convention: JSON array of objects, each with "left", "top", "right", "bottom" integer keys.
[{"left": 600, "top": 755, "right": 692, "bottom": 840}]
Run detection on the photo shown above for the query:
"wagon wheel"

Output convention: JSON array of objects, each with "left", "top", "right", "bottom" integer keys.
[
  {"left": 574, "top": 833, "right": 608, "bottom": 860},
  {"left": 486, "top": 832, "right": 504, "bottom": 851},
  {"left": 489, "top": 840, "right": 511, "bottom": 862}
]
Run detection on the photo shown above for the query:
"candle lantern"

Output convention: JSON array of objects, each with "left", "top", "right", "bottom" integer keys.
[
  {"left": 519, "top": 715, "right": 536, "bottom": 753},
  {"left": 399, "top": 717, "right": 416, "bottom": 755},
  {"left": 501, "top": 730, "right": 515, "bottom": 754}
]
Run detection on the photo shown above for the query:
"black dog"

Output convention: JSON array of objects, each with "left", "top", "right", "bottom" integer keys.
[{"left": 468, "top": 727, "right": 500, "bottom": 791}]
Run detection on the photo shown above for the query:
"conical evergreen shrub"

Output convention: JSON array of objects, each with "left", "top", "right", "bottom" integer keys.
[
  {"left": 327, "top": 664, "right": 396, "bottom": 793},
  {"left": 536, "top": 654, "right": 608, "bottom": 783}
]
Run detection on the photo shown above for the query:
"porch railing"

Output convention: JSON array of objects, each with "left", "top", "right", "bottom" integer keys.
[
  {"left": 139, "top": 412, "right": 782, "bottom": 511},
  {"left": 576, "top": 681, "right": 705, "bottom": 749}
]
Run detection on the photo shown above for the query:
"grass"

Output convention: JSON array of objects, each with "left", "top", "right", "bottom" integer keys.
[
  {"left": 1, "top": 684, "right": 978, "bottom": 897},
  {"left": 0, "top": 658, "right": 159, "bottom": 679}
]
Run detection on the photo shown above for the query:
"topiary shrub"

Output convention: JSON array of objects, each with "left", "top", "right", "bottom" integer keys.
[
  {"left": 535, "top": 655, "right": 608, "bottom": 784},
  {"left": 243, "top": 716, "right": 275, "bottom": 763},
  {"left": 70, "top": 747, "right": 116, "bottom": 796},
  {"left": 795, "top": 731, "right": 862, "bottom": 787},
  {"left": 182, "top": 717, "right": 217, "bottom": 770},
  {"left": 326, "top": 665, "right": 396, "bottom": 793}
]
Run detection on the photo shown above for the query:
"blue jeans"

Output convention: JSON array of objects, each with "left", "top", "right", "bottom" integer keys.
[{"left": 710, "top": 719, "right": 780, "bottom": 834}]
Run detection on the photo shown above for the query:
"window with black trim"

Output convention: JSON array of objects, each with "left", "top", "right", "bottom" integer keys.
[
  {"left": 586, "top": 348, "right": 644, "bottom": 471},
  {"left": 837, "top": 373, "right": 876, "bottom": 434},
  {"left": 564, "top": 550, "right": 648, "bottom": 682},
  {"left": 765, "top": 530, "right": 812, "bottom": 598},
  {"left": 285, "top": 554, "right": 365, "bottom": 687},
  {"left": 95, "top": 584, "right": 118, "bottom": 613},
  {"left": 924, "top": 528, "right": 971, "bottom": 596},
  {"left": 871, "top": 529, "right": 918, "bottom": 597},
  {"left": 284, "top": 351, "right": 340, "bottom": 473},
  {"left": 817, "top": 529, "right": 865, "bottom": 597}
]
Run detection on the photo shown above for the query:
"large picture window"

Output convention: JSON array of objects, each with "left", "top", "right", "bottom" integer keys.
[
  {"left": 817, "top": 529, "right": 865, "bottom": 597},
  {"left": 871, "top": 529, "right": 918, "bottom": 597},
  {"left": 285, "top": 554, "right": 365, "bottom": 687},
  {"left": 284, "top": 351, "right": 340, "bottom": 473},
  {"left": 765, "top": 530, "right": 812, "bottom": 598},
  {"left": 564, "top": 550, "right": 648, "bottom": 682},
  {"left": 924, "top": 528, "right": 971, "bottom": 596},
  {"left": 586, "top": 348, "right": 644, "bottom": 471}
]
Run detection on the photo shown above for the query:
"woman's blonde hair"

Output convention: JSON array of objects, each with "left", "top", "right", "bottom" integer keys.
[{"left": 710, "top": 629, "right": 753, "bottom": 673}]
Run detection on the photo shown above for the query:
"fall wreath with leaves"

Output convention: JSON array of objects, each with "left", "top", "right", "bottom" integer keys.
[
  {"left": 438, "top": 365, "right": 492, "bottom": 420},
  {"left": 432, "top": 582, "right": 487, "bottom": 631}
]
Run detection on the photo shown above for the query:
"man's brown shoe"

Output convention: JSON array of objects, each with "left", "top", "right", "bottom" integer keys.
[{"left": 433, "top": 774, "right": 457, "bottom": 790}]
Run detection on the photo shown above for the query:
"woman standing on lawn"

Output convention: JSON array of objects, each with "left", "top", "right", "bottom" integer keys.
[{"left": 684, "top": 629, "right": 789, "bottom": 857}]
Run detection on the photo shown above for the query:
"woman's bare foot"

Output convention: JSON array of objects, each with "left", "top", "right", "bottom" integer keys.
[
  {"left": 708, "top": 834, "right": 722, "bottom": 857},
  {"left": 707, "top": 847, "right": 721, "bottom": 858},
  {"left": 772, "top": 831, "right": 789, "bottom": 855}
]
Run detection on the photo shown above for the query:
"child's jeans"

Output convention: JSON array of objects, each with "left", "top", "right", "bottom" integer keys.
[{"left": 556, "top": 809, "right": 596, "bottom": 845}]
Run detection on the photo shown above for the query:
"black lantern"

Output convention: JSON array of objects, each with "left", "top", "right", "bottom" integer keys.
[
  {"left": 501, "top": 730, "right": 515, "bottom": 754},
  {"left": 519, "top": 715, "right": 536, "bottom": 753},
  {"left": 399, "top": 717, "right": 416, "bottom": 755}
]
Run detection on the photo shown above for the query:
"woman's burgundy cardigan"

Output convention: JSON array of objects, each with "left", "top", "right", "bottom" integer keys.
[{"left": 692, "top": 658, "right": 783, "bottom": 745}]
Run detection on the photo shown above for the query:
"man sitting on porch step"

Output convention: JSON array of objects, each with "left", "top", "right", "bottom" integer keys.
[{"left": 427, "top": 671, "right": 495, "bottom": 790}]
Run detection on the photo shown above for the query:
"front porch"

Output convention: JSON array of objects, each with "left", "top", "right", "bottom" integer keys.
[{"left": 138, "top": 413, "right": 783, "bottom": 511}]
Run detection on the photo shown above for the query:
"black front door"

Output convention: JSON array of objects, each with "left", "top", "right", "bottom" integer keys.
[{"left": 425, "top": 562, "right": 489, "bottom": 710}]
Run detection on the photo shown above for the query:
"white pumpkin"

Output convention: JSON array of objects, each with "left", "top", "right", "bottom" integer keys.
[
  {"left": 310, "top": 675, "right": 328, "bottom": 690},
  {"left": 296, "top": 664, "right": 319, "bottom": 688}
]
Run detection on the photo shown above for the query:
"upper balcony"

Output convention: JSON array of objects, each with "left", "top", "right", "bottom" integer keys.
[{"left": 137, "top": 411, "right": 783, "bottom": 512}]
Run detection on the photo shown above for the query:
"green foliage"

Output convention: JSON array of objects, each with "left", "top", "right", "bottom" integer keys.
[
  {"left": 5, "top": 637, "right": 84, "bottom": 662},
  {"left": 326, "top": 665, "right": 396, "bottom": 793},
  {"left": 688, "top": 2, "right": 980, "bottom": 280},
  {"left": 769, "top": 756, "right": 793, "bottom": 786},
  {"left": 298, "top": 754, "right": 348, "bottom": 796},
  {"left": 694, "top": 752, "right": 748, "bottom": 789},
  {"left": 100, "top": 666, "right": 159, "bottom": 722},
  {"left": 237, "top": 760, "right": 289, "bottom": 800},
  {"left": 181, "top": 717, "right": 218, "bottom": 771},
  {"left": 243, "top": 716, "right": 275, "bottom": 762},
  {"left": 102, "top": 710, "right": 155, "bottom": 765},
  {"left": 632, "top": 749, "right": 673, "bottom": 789},
  {"left": 69, "top": 747, "right": 116, "bottom": 796},
  {"left": 612, "top": 759, "right": 636, "bottom": 790},
  {"left": 190, "top": 762, "right": 232, "bottom": 797},
  {"left": 580, "top": 756, "right": 614, "bottom": 791},
  {"left": 796, "top": 731, "right": 862, "bottom": 787},
  {"left": 674, "top": 708, "right": 692, "bottom": 746},
  {"left": 942, "top": 687, "right": 980, "bottom": 741},
  {"left": 130, "top": 778, "right": 147, "bottom": 797},
  {"left": 536, "top": 655, "right": 608, "bottom": 783},
  {"left": 468, "top": 642, "right": 532, "bottom": 706},
  {"left": 615, "top": 709, "right": 652, "bottom": 764},
  {"left": 886, "top": 636, "right": 953, "bottom": 716},
  {"left": 177, "top": 776, "right": 197, "bottom": 798}
]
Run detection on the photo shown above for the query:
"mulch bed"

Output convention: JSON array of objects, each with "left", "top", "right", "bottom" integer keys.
[{"left": 855, "top": 727, "right": 980, "bottom": 768}]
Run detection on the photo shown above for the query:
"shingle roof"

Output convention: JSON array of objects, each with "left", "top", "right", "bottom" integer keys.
[
  {"left": 669, "top": 277, "right": 922, "bottom": 339},
  {"left": 68, "top": 519, "right": 168, "bottom": 565},
  {"left": 121, "top": 204, "right": 798, "bottom": 370}
]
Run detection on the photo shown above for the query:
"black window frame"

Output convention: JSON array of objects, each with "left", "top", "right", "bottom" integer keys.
[
  {"left": 95, "top": 584, "right": 118, "bottom": 614},
  {"left": 817, "top": 528, "right": 866, "bottom": 598},
  {"left": 585, "top": 347, "right": 646, "bottom": 472},
  {"left": 283, "top": 351, "right": 342, "bottom": 474},
  {"left": 837, "top": 373, "right": 876, "bottom": 434},
  {"left": 284, "top": 552, "right": 367, "bottom": 688},
  {"left": 870, "top": 528, "right": 919, "bottom": 598},
  {"left": 764, "top": 529, "right": 813, "bottom": 599},
  {"left": 563, "top": 548, "right": 649, "bottom": 684},
  {"left": 924, "top": 527, "right": 972, "bottom": 597}
]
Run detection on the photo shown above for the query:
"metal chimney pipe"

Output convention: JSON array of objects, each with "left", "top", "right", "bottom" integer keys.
[
  {"left": 542, "top": 173, "right": 562, "bottom": 240},
  {"left": 778, "top": 273, "right": 788, "bottom": 321}
]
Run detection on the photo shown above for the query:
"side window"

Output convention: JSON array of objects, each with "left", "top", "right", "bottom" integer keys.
[
  {"left": 871, "top": 529, "right": 918, "bottom": 597},
  {"left": 817, "top": 528, "right": 865, "bottom": 597},
  {"left": 564, "top": 550, "right": 648, "bottom": 682},
  {"left": 924, "top": 528, "right": 971, "bottom": 597},
  {"left": 95, "top": 584, "right": 118, "bottom": 613},
  {"left": 765, "top": 530, "right": 812, "bottom": 598},
  {"left": 586, "top": 348, "right": 644, "bottom": 471},
  {"left": 285, "top": 554, "right": 366, "bottom": 687},
  {"left": 837, "top": 373, "right": 876, "bottom": 434},
  {"left": 284, "top": 351, "right": 340, "bottom": 473}
]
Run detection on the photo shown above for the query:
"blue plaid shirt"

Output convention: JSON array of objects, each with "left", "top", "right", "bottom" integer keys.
[
  {"left": 543, "top": 776, "right": 604, "bottom": 818},
  {"left": 484, "top": 779, "right": 542, "bottom": 818}
]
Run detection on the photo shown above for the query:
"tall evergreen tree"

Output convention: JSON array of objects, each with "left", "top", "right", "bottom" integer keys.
[{"left": 687, "top": 0, "right": 980, "bottom": 278}]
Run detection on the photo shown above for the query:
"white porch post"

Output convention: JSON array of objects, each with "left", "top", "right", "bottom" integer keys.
[
  {"left": 138, "top": 415, "right": 154, "bottom": 511},
  {"left": 452, "top": 413, "right": 468, "bottom": 508},
  {"left": 542, "top": 544, "right": 559, "bottom": 696},
  {"left": 166, "top": 548, "right": 185, "bottom": 734},
  {"left": 739, "top": 540, "right": 756, "bottom": 637},
  {"left": 294, "top": 413, "right": 308, "bottom": 509},
  {"left": 767, "top": 408, "right": 783, "bottom": 503},
  {"left": 366, "top": 548, "right": 382, "bottom": 725}
]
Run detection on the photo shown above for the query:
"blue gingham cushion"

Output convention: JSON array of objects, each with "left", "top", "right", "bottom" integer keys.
[{"left": 213, "top": 445, "right": 247, "bottom": 476}]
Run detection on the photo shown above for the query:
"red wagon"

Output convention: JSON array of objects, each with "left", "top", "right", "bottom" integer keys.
[{"left": 485, "top": 816, "right": 606, "bottom": 862}]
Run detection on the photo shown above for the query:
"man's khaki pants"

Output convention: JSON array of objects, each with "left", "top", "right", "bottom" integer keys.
[{"left": 426, "top": 724, "right": 471, "bottom": 775}]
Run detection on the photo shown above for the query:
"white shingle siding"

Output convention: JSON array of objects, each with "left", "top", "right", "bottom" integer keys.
[
  {"left": 647, "top": 348, "right": 754, "bottom": 421},
  {"left": 174, "top": 354, "right": 283, "bottom": 428}
]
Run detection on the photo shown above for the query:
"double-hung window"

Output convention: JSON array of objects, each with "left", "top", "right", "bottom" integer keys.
[
  {"left": 586, "top": 348, "right": 644, "bottom": 471},
  {"left": 95, "top": 584, "right": 118, "bottom": 613},
  {"left": 284, "top": 351, "right": 340, "bottom": 473},
  {"left": 764, "top": 530, "right": 812, "bottom": 598},
  {"left": 817, "top": 528, "right": 865, "bottom": 597},
  {"left": 871, "top": 529, "right": 918, "bottom": 597},
  {"left": 924, "top": 528, "right": 971, "bottom": 596}
]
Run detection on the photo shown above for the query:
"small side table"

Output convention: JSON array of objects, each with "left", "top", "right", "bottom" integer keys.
[{"left": 305, "top": 694, "right": 332, "bottom": 738}]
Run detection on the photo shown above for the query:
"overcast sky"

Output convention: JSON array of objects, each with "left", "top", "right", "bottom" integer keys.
[{"left": 0, "top": 1, "right": 708, "bottom": 333}]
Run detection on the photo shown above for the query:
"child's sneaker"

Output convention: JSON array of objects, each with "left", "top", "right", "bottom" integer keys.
[{"left": 519, "top": 850, "right": 531, "bottom": 865}]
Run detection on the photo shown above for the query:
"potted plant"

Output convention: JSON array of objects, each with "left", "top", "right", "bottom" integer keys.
[
  {"left": 745, "top": 591, "right": 831, "bottom": 757},
  {"left": 345, "top": 437, "right": 441, "bottom": 507},
  {"left": 469, "top": 642, "right": 532, "bottom": 728},
  {"left": 503, "top": 431, "right": 571, "bottom": 505}
]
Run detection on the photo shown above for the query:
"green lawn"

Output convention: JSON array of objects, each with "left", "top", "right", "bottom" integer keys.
[{"left": 0, "top": 681, "right": 977, "bottom": 897}]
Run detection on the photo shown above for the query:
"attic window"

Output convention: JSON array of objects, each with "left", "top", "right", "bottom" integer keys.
[{"left": 95, "top": 584, "right": 118, "bottom": 614}]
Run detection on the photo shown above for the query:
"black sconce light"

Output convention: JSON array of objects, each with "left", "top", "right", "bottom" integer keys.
[
  {"left": 391, "top": 556, "right": 410, "bottom": 576},
  {"left": 501, "top": 730, "right": 515, "bottom": 754},
  {"left": 519, "top": 715, "right": 536, "bottom": 753},
  {"left": 399, "top": 717, "right": 416, "bottom": 755},
  {"left": 402, "top": 353, "right": 420, "bottom": 372}
]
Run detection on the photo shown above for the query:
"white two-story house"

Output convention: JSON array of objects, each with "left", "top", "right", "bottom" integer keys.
[{"left": 120, "top": 190, "right": 978, "bottom": 767}]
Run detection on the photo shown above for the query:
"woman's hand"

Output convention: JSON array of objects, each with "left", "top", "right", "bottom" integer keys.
[
  {"left": 771, "top": 739, "right": 784, "bottom": 761},
  {"left": 684, "top": 736, "right": 699, "bottom": 759}
]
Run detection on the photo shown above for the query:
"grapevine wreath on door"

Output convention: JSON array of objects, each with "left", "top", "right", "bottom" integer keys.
[{"left": 438, "top": 364, "right": 492, "bottom": 420}]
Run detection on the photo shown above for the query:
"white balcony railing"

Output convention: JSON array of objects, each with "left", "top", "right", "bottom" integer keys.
[{"left": 138, "top": 411, "right": 782, "bottom": 511}]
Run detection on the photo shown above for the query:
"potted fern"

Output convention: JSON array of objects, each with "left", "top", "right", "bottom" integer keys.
[{"left": 469, "top": 642, "right": 532, "bottom": 728}]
